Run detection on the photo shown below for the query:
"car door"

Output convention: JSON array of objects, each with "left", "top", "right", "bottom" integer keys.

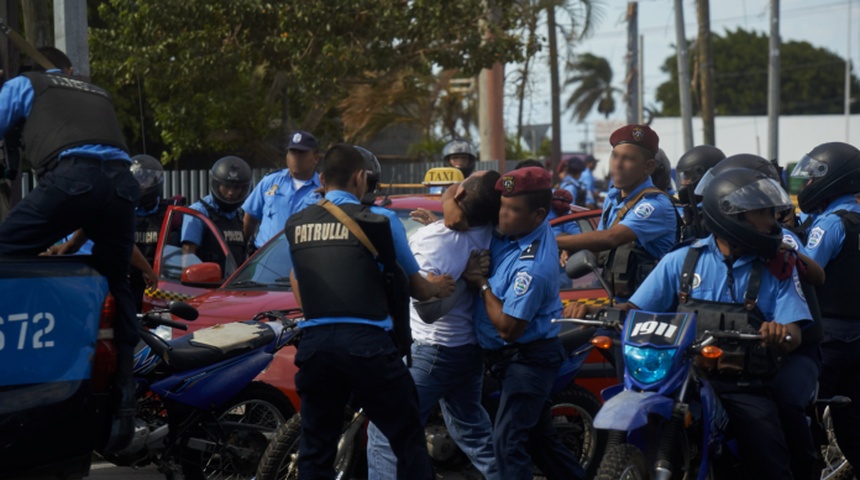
[{"left": 143, "top": 205, "right": 237, "bottom": 311}]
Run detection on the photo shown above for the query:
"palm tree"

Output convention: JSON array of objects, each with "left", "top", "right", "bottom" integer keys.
[{"left": 564, "top": 53, "right": 621, "bottom": 122}]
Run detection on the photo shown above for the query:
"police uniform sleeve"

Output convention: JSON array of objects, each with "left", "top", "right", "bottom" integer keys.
[
  {"left": 771, "top": 270, "right": 813, "bottom": 326},
  {"left": 628, "top": 250, "right": 683, "bottom": 312},
  {"left": 375, "top": 207, "right": 420, "bottom": 275},
  {"left": 0, "top": 76, "right": 34, "bottom": 137},
  {"left": 180, "top": 202, "right": 208, "bottom": 245},
  {"left": 501, "top": 267, "right": 551, "bottom": 322},
  {"left": 804, "top": 217, "right": 846, "bottom": 268},
  {"left": 619, "top": 195, "right": 675, "bottom": 245},
  {"left": 242, "top": 176, "right": 269, "bottom": 220}
]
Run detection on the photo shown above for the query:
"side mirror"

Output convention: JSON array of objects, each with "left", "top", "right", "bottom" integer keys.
[
  {"left": 180, "top": 262, "right": 223, "bottom": 287},
  {"left": 167, "top": 300, "right": 199, "bottom": 321},
  {"left": 565, "top": 250, "right": 600, "bottom": 279}
]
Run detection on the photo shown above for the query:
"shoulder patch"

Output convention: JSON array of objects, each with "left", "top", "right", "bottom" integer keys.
[
  {"left": 514, "top": 272, "right": 533, "bottom": 296},
  {"left": 633, "top": 202, "right": 655, "bottom": 219},
  {"left": 793, "top": 271, "right": 806, "bottom": 301},
  {"left": 807, "top": 226, "right": 825, "bottom": 249},
  {"left": 519, "top": 239, "right": 541, "bottom": 260},
  {"left": 782, "top": 233, "right": 798, "bottom": 250}
]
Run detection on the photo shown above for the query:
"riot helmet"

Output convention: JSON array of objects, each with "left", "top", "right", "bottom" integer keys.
[
  {"left": 354, "top": 146, "right": 381, "bottom": 194},
  {"left": 209, "top": 156, "right": 252, "bottom": 212},
  {"left": 676, "top": 145, "right": 726, "bottom": 188},
  {"left": 651, "top": 149, "right": 674, "bottom": 193},
  {"left": 442, "top": 139, "right": 477, "bottom": 177},
  {"left": 130, "top": 154, "right": 164, "bottom": 208},
  {"left": 695, "top": 154, "right": 779, "bottom": 197},
  {"left": 701, "top": 168, "right": 793, "bottom": 258},
  {"left": 791, "top": 142, "right": 860, "bottom": 214}
]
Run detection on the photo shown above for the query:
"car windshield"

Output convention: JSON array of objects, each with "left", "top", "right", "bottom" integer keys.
[{"left": 226, "top": 207, "right": 440, "bottom": 290}]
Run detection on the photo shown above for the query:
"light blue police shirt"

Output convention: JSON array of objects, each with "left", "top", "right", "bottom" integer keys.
[
  {"left": 599, "top": 177, "right": 677, "bottom": 260},
  {"left": 181, "top": 195, "right": 240, "bottom": 246},
  {"left": 581, "top": 168, "right": 596, "bottom": 193},
  {"left": 560, "top": 176, "right": 595, "bottom": 206},
  {"left": 292, "top": 190, "right": 420, "bottom": 330},
  {"left": 803, "top": 194, "right": 860, "bottom": 269},
  {"left": 548, "top": 209, "right": 582, "bottom": 236},
  {"left": 629, "top": 235, "right": 812, "bottom": 326},
  {"left": 474, "top": 220, "right": 563, "bottom": 350},
  {"left": 0, "top": 71, "right": 130, "bottom": 163},
  {"left": 242, "top": 170, "right": 322, "bottom": 248}
]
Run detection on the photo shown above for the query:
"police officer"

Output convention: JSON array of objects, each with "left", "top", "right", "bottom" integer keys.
[
  {"left": 285, "top": 144, "right": 455, "bottom": 480},
  {"left": 354, "top": 145, "right": 381, "bottom": 205},
  {"left": 0, "top": 47, "right": 139, "bottom": 452},
  {"left": 792, "top": 141, "right": 860, "bottom": 471},
  {"left": 242, "top": 130, "right": 321, "bottom": 250},
  {"left": 675, "top": 145, "right": 726, "bottom": 240},
  {"left": 463, "top": 166, "right": 585, "bottom": 480},
  {"left": 582, "top": 155, "right": 599, "bottom": 201},
  {"left": 443, "top": 138, "right": 478, "bottom": 177},
  {"left": 557, "top": 124, "right": 677, "bottom": 302},
  {"left": 181, "top": 156, "right": 251, "bottom": 268},
  {"left": 570, "top": 167, "right": 811, "bottom": 479},
  {"left": 651, "top": 149, "right": 675, "bottom": 194},
  {"left": 557, "top": 157, "right": 594, "bottom": 207}
]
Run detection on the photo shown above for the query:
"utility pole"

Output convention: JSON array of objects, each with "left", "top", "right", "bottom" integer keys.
[
  {"left": 674, "top": 0, "right": 694, "bottom": 151},
  {"left": 626, "top": 2, "right": 639, "bottom": 124},
  {"left": 548, "top": 5, "right": 561, "bottom": 176},
  {"left": 479, "top": 2, "right": 506, "bottom": 173},
  {"left": 767, "top": 0, "right": 780, "bottom": 161},
  {"left": 638, "top": 34, "right": 644, "bottom": 123},
  {"left": 845, "top": 0, "right": 852, "bottom": 142},
  {"left": 54, "top": 0, "right": 89, "bottom": 80},
  {"left": 697, "top": 0, "right": 716, "bottom": 145}
]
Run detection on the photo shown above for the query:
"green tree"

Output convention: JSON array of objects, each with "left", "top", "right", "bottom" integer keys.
[
  {"left": 656, "top": 28, "right": 860, "bottom": 116},
  {"left": 564, "top": 52, "right": 619, "bottom": 121},
  {"left": 90, "top": 0, "right": 527, "bottom": 166}
]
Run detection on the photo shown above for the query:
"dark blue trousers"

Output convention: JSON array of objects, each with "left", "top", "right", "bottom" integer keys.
[
  {"left": 293, "top": 323, "right": 432, "bottom": 480},
  {"left": 0, "top": 158, "right": 139, "bottom": 350},
  {"left": 489, "top": 337, "right": 585, "bottom": 480}
]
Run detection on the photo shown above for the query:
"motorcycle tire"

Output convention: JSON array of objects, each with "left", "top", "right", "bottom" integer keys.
[
  {"left": 256, "top": 410, "right": 361, "bottom": 480},
  {"left": 595, "top": 443, "right": 648, "bottom": 480},
  {"left": 545, "top": 383, "right": 605, "bottom": 479},
  {"left": 180, "top": 381, "right": 295, "bottom": 480},
  {"left": 821, "top": 407, "right": 855, "bottom": 480}
]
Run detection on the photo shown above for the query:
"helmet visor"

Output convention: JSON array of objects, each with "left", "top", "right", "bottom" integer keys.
[
  {"left": 718, "top": 178, "right": 793, "bottom": 215},
  {"left": 679, "top": 168, "right": 703, "bottom": 185},
  {"left": 131, "top": 163, "right": 163, "bottom": 191},
  {"left": 790, "top": 154, "right": 829, "bottom": 179},
  {"left": 693, "top": 168, "right": 718, "bottom": 196}
]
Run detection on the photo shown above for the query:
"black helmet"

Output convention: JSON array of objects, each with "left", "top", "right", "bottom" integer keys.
[
  {"left": 442, "top": 139, "right": 477, "bottom": 177},
  {"left": 701, "top": 168, "right": 793, "bottom": 258},
  {"left": 209, "top": 155, "right": 252, "bottom": 212},
  {"left": 792, "top": 142, "right": 860, "bottom": 213},
  {"left": 676, "top": 145, "right": 726, "bottom": 189},
  {"left": 651, "top": 149, "right": 673, "bottom": 193},
  {"left": 354, "top": 146, "right": 381, "bottom": 194},
  {"left": 130, "top": 154, "right": 164, "bottom": 207},
  {"left": 694, "top": 154, "right": 780, "bottom": 197}
]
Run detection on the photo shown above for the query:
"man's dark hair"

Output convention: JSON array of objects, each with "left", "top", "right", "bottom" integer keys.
[
  {"left": 522, "top": 190, "right": 552, "bottom": 215},
  {"left": 459, "top": 171, "right": 502, "bottom": 226},
  {"left": 515, "top": 159, "right": 545, "bottom": 170},
  {"left": 322, "top": 144, "right": 364, "bottom": 188},
  {"left": 32, "top": 47, "right": 72, "bottom": 72}
]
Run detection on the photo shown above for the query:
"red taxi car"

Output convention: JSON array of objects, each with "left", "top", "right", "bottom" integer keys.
[{"left": 143, "top": 193, "right": 615, "bottom": 412}]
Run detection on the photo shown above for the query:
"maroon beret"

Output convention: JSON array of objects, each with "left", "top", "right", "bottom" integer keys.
[
  {"left": 496, "top": 167, "right": 552, "bottom": 197},
  {"left": 551, "top": 188, "right": 573, "bottom": 215},
  {"left": 610, "top": 124, "right": 659, "bottom": 157}
]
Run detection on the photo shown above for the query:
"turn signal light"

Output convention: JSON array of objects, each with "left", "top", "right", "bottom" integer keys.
[
  {"left": 591, "top": 336, "right": 613, "bottom": 350},
  {"left": 701, "top": 345, "right": 723, "bottom": 359}
]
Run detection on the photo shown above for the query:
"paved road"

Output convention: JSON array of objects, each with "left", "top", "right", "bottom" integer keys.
[{"left": 86, "top": 462, "right": 163, "bottom": 479}]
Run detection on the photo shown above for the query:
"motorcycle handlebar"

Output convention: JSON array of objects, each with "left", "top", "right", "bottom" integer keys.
[{"left": 703, "top": 330, "right": 792, "bottom": 343}]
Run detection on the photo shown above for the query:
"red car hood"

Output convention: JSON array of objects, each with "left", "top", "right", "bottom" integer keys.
[{"left": 186, "top": 289, "right": 299, "bottom": 328}]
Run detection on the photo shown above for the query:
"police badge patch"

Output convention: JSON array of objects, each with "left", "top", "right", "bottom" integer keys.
[
  {"left": 782, "top": 233, "right": 798, "bottom": 250},
  {"left": 793, "top": 271, "right": 806, "bottom": 301},
  {"left": 502, "top": 176, "right": 515, "bottom": 193},
  {"left": 808, "top": 226, "right": 825, "bottom": 249},
  {"left": 266, "top": 184, "right": 279, "bottom": 196},
  {"left": 514, "top": 272, "right": 532, "bottom": 296},
  {"left": 292, "top": 132, "right": 303, "bottom": 143},
  {"left": 632, "top": 127, "right": 644, "bottom": 141},
  {"left": 633, "top": 202, "right": 655, "bottom": 219}
]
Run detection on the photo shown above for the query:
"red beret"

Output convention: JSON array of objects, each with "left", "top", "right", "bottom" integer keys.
[
  {"left": 496, "top": 167, "right": 552, "bottom": 197},
  {"left": 610, "top": 124, "right": 659, "bottom": 157},
  {"left": 551, "top": 188, "right": 573, "bottom": 215}
]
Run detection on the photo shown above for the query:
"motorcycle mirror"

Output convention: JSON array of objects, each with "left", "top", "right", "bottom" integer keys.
[
  {"left": 167, "top": 301, "right": 199, "bottom": 321},
  {"left": 565, "top": 250, "right": 599, "bottom": 279}
]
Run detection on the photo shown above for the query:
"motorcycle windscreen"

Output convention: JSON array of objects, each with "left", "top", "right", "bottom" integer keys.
[
  {"left": 624, "top": 310, "right": 691, "bottom": 347},
  {"left": 0, "top": 261, "right": 108, "bottom": 396}
]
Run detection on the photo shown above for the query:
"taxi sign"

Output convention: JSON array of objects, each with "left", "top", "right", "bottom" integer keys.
[{"left": 422, "top": 167, "right": 464, "bottom": 187}]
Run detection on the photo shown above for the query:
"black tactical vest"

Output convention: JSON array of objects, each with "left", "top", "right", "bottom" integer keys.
[
  {"left": 676, "top": 247, "right": 785, "bottom": 378},
  {"left": 199, "top": 202, "right": 247, "bottom": 268},
  {"left": 21, "top": 72, "right": 129, "bottom": 176},
  {"left": 817, "top": 210, "right": 860, "bottom": 319},
  {"left": 285, "top": 202, "right": 389, "bottom": 321},
  {"left": 135, "top": 203, "right": 169, "bottom": 265}
]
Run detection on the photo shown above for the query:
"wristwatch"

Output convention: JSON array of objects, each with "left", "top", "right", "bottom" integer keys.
[{"left": 480, "top": 282, "right": 491, "bottom": 295}]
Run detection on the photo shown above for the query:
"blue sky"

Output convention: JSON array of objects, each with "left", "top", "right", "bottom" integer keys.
[{"left": 504, "top": 0, "right": 860, "bottom": 151}]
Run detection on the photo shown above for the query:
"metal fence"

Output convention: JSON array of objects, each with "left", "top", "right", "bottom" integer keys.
[{"left": 20, "top": 159, "right": 513, "bottom": 202}]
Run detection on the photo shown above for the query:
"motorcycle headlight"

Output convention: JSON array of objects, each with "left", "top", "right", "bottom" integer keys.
[{"left": 624, "top": 345, "right": 676, "bottom": 384}]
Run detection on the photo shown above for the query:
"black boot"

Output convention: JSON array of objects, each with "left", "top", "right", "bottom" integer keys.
[{"left": 100, "top": 344, "right": 137, "bottom": 454}]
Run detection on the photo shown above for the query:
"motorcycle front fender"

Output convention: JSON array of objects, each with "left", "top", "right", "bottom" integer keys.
[{"left": 593, "top": 389, "right": 674, "bottom": 431}]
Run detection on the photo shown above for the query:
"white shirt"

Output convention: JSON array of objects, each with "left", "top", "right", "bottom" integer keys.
[
  {"left": 292, "top": 177, "right": 308, "bottom": 191},
  {"left": 409, "top": 221, "right": 493, "bottom": 347}
]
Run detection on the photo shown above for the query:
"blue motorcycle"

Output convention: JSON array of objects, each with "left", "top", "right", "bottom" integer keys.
[{"left": 101, "top": 304, "right": 301, "bottom": 480}]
